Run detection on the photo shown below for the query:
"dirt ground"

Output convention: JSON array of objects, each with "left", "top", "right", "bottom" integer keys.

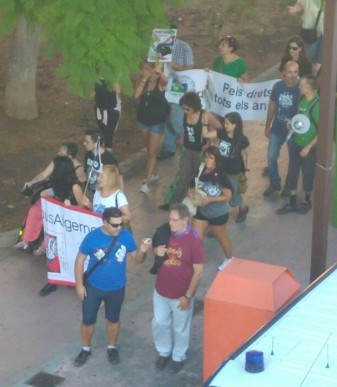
[{"left": 0, "top": 0, "right": 299, "bottom": 232}]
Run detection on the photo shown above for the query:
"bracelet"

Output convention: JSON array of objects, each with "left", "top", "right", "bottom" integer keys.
[
  {"left": 184, "top": 294, "right": 191, "bottom": 300},
  {"left": 202, "top": 123, "right": 208, "bottom": 126}
]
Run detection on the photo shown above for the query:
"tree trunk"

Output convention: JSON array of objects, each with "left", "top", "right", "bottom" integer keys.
[{"left": 4, "top": 18, "right": 40, "bottom": 120}]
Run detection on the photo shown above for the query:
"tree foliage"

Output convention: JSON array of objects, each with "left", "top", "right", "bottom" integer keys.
[{"left": 0, "top": 0, "right": 183, "bottom": 97}]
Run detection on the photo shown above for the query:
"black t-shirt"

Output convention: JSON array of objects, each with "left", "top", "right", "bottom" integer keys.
[
  {"left": 85, "top": 150, "right": 119, "bottom": 193},
  {"left": 193, "top": 167, "right": 233, "bottom": 218},
  {"left": 217, "top": 129, "right": 249, "bottom": 175}
]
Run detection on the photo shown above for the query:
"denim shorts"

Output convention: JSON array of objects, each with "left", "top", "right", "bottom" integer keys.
[
  {"left": 82, "top": 284, "right": 125, "bottom": 325},
  {"left": 137, "top": 121, "right": 165, "bottom": 134}
]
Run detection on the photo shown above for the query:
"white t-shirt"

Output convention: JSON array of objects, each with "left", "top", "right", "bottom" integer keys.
[{"left": 93, "top": 189, "right": 128, "bottom": 214}]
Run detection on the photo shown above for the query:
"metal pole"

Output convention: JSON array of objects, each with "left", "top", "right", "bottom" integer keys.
[{"left": 310, "top": 0, "right": 337, "bottom": 282}]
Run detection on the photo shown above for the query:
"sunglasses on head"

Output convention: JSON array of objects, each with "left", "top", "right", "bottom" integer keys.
[{"left": 288, "top": 45, "right": 299, "bottom": 50}]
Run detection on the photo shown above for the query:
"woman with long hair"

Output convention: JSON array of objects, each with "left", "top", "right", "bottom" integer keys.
[
  {"left": 279, "top": 36, "right": 312, "bottom": 77},
  {"left": 189, "top": 145, "right": 234, "bottom": 271},
  {"left": 134, "top": 59, "right": 168, "bottom": 194},
  {"left": 203, "top": 112, "right": 250, "bottom": 223},
  {"left": 84, "top": 165, "right": 131, "bottom": 225},
  {"left": 15, "top": 156, "right": 85, "bottom": 255}
]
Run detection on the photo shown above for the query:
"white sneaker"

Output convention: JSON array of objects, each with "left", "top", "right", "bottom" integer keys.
[
  {"left": 140, "top": 181, "right": 149, "bottom": 193},
  {"left": 218, "top": 258, "right": 233, "bottom": 271},
  {"left": 150, "top": 175, "right": 159, "bottom": 183}
]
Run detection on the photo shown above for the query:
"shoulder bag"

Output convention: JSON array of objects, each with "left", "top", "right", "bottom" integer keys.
[
  {"left": 83, "top": 235, "right": 119, "bottom": 286},
  {"left": 299, "top": 1, "right": 324, "bottom": 44}
]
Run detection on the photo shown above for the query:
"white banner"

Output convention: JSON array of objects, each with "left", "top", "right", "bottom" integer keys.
[
  {"left": 165, "top": 69, "right": 208, "bottom": 105},
  {"left": 165, "top": 69, "right": 278, "bottom": 121},
  {"left": 205, "top": 71, "right": 277, "bottom": 120},
  {"left": 41, "top": 197, "right": 102, "bottom": 286}
]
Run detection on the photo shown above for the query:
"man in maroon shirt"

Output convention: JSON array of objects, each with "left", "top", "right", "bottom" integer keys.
[{"left": 151, "top": 203, "right": 205, "bottom": 373}]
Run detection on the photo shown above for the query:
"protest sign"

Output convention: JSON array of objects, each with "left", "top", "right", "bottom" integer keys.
[
  {"left": 41, "top": 196, "right": 102, "bottom": 286},
  {"left": 147, "top": 29, "right": 177, "bottom": 62}
]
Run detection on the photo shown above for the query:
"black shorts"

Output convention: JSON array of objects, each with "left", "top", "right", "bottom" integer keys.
[
  {"left": 82, "top": 284, "right": 125, "bottom": 325},
  {"left": 194, "top": 209, "right": 229, "bottom": 226}
]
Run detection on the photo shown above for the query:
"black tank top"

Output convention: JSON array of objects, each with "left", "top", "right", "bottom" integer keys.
[
  {"left": 183, "top": 111, "right": 205, "bottom": 151},
  {"left": 137, "top": 79, "right": 168, "bottom": 125}
]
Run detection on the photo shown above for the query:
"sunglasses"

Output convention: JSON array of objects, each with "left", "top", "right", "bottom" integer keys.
[
  {"left": 108, "top": 221, "right": 123, "bottom": 228},
  {"left": 288, "top": 46, "right": 299, "bottom": 51}
]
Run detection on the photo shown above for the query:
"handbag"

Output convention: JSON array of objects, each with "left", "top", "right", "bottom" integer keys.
[
  {"left": 299, "top": 2, "right": 323, "bottom": 44},
  {"left": 83, "top": 235, "right": 119, "bottom": 286},
  {"left": 115, "top": 191, "right": 133, "bottom": 234},
  {"left": 182, "top": 162, "right": 205, "bottom": 216}
]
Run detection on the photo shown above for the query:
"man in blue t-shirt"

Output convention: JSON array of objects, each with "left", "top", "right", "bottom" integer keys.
[
  {"left": 73, "top": 207, "right": 151, "bottom": 367},
  {"left": 264, "top": 61, "right": 300, "bottom": 197}
]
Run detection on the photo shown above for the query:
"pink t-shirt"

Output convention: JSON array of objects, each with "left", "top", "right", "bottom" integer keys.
[{"left": 155, "top": 226, "right": 205, "bottom": 299}]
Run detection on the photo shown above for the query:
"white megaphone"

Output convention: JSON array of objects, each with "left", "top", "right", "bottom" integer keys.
[{"left": 287, "top": 114, "right": 310, "bottom": 141}]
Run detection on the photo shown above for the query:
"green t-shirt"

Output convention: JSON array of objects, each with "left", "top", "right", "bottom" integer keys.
[
  {"left": 213, "top": 56, "right": 248, "bottom": 79},
  {"left": 295, "top": 96, "right": 319, "bottom": 147}
]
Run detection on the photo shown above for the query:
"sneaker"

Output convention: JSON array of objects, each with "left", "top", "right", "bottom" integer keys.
[
  {"left": 168, "top": 360, "right": 184, "bottom": 374},
  {"left": 263, "top": 184, "right": 281, "bottom": 197},
  {"left": 14, "top": 240, "right": 29, "bottom": 251},
  {"left": 236, "top": 206, "right": 249, "bottom": 223},
  {"left": 107, "top": 348, "right": 120, "bottom": 364},
  {"left": 39, "top": 283, "right": 58, "bottom": 296},
  {"left": 276, "top": 202, "right": 297, "bottom": 215},
  {"left": 140, "top": 181, "right": 149, "bottom": 194},
  {"left": 296, "top": 201, "right": 312, "bottom": 215},
  {"left": 157, "top": 150, "right": 175, "bottom": 161},
  {"left": 74, "top": 349, "right": 91, "bottom": 367},
  {"left": 150, "top": 175, "right": 159, "bottom": 183},
  {"left": 280, "top": 188, "right": 290, "bottom": 197},
  {"left": 262, "top": 166, "right": 269, "bottom": 177},
  {"left": 155, "top": 355, "right": 170, "bottom": 370},
  {"left": 218, "top": 258, "right": 233, "bottom": 271},
  {"left": 158, "top": 203, "right": 170, "bottom": 211}
]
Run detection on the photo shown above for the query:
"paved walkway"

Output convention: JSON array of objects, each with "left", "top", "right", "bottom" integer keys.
[{"left": 0, "top": 66, "right": 336, "bottom": 387}]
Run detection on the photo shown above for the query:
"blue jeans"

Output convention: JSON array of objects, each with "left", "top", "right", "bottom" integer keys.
[
  {"left": 267, "top": 133, "right": 290, "bottom": 187},
  {"left": 162, "top": 103, "right": 184, "bottom": 153},
  {"left": 152, "top": 289, "right": 194, "bottom": 362}
]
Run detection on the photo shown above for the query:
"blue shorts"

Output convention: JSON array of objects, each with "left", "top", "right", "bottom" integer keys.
[
  {"left": 194, "top": 210, "right": 229, "bottom": 225},
  {"left": 82, "top": 284, "right": 125, "bottom": 325},
  {"left": 137, "top": 121, "right": 165, "bottom": 134}
]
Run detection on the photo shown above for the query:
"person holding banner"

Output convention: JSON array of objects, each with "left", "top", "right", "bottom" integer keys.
[
  {"left": 157, "top": 25, "right": 194, "bottom": 161},
  {"left": 73, "top": 207, "right": 151, "bottom": 367},
  {"left": 213, "top": 36, "right": 249, "bottom": 82},
  {"left": 134, "top": 59, "right": 168, "bottom": 194},
  {"left": 263, "top": 61, "right": 300, "bottom": 197},
  {"left": 158, "top": 92, "right": 221, "bottom": 210},
  {"left": 38, "top": 156, "right": 87, "bottom": 296}
]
